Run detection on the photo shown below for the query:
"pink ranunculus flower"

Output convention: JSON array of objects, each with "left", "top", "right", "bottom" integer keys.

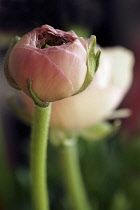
[
  {"left": 22, "top": 47, "right": 134, "bottom": 130},
  {"left": 7, "top": 25, "right": 99, "bottom": 103},
  {"left": 50, "top": 47, "right": 134, "bottom": 130}
]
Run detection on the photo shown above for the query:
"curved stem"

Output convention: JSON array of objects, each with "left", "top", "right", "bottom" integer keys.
[
  {"left": 59, "top": 141, "right": 91, "bottom": 210},
  {"left": 31, "top": 104, "right": 51, "bottom": 210}
]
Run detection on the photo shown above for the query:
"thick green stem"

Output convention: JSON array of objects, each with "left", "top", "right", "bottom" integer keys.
[
  {"left": 59, "top": 141, "right": 91, "bottom": 210},
  {"left": 31, "top": 104, "right": 51, "bottom": 210}
]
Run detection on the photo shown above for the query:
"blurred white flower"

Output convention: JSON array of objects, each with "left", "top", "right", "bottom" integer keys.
[{"left": 50, "top": 47, "right": 134, "bottom": 130}]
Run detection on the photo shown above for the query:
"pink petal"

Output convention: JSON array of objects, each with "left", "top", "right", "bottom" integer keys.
[
  {"left": 9, "top": 47, "right": 74, "bottom": 102},
  {"left": 45, "top": 48, "right": 87, "bottom": 93}
]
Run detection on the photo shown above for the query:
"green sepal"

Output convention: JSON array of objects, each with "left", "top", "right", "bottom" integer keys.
[
  {"left": 28, "top": 80, "right": 50, "bottom": 108},
  {"left": 95, "top": 49, "right": 101, "bottom": 72},
  {"left": 74, "top": 36, "right": 101, "bottom": 95},
  {"left": 4, "top": 36, "right": 21, "bottom": 90}
]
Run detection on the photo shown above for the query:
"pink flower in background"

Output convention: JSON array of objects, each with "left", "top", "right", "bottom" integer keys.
[{"left": 7, "top": 25, "right": 98, "bottom": 102}]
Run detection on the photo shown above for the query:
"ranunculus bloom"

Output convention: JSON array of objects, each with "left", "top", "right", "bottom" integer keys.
[
  {"left": 22, "top": 47, "right": 134, "bottom": 130},
  {"left": 7, "top": 25, "right": 98, "bottom": 102}
]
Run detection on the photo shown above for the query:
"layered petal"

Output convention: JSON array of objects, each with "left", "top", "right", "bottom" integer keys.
[
  {"left": 45, "top": 48, "right": 87, "bottom": 93},
  {"left": 9, "top": 47, "right": 74, "bottom": 102},
  {"left": 104, "top": 47, "right": 133, "bottom": 90}
]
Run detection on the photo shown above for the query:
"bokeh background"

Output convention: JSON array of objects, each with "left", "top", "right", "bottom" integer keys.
[{"left": 0, "top": 0, "right": 140, "bottom": 210}]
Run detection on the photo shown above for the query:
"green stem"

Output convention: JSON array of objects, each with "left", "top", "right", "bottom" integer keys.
[
  {"left": 59, "top": 141, "right": 91, "bottom": 210},
  {"left": 31, "top": 104, "right": 51, "bottom": 210}
]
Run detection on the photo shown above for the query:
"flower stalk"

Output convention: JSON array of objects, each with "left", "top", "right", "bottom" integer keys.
[
  {"left": 31, "top": 104, "right": 51, "bottom": 210},
  {"left": 59, "top": 140, "right": 91, "bottom": 210}
]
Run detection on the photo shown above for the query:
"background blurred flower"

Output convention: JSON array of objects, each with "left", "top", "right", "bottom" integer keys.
[
  {"left": 50, "top": 47, "right": 134, "bottom": 130},
  {"left": 6, "top": 25, "right": 98, "bottom": 102}
]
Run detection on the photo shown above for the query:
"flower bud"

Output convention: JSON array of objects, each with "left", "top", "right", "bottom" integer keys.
[{"left": 5, "top": 25, "right": 100, "bottom": 106}]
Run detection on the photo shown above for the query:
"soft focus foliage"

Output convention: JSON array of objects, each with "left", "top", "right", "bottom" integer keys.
[{"left": 1, "top": 128, "right": 140, "bottom": 210}]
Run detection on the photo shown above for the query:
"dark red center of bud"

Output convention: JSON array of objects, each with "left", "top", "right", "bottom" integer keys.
[{"left": 36, "top": 28, "right": 76, "bottom": 49}]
